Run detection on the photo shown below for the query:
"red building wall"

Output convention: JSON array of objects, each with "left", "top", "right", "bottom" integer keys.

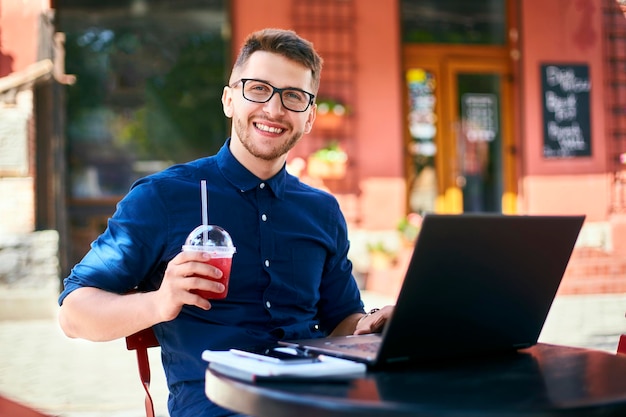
[
  {"left": 0, "top": 0, "right": 52, "bottom": 235},
  {"left": 519, "top": 0, "right": 609, "bottom": 220},
  {"left": 232, "top": 0, "right": 626, "bottom": 294},
  {"left": 6, "top": 0, "right": 624, "bottom": 293},
  {"left": 0, "top": 0, "right": 48, "bottom": 75},
  {"left": 231, "top": 0, "right": 405, "bottom": 230},
  {"left": 519, "top": 1, "right": 626, "bottom": 294}
]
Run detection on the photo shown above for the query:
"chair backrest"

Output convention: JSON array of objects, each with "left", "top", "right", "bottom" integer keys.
[
  {"left": 618, "top": 334, "right": 626, "bottom": 355},
  {"left": 126, "top": 327, "right": 160, "bottom": 417}
]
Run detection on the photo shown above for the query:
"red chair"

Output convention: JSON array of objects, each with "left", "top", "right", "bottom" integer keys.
[
  {"left": 126, "top": 327, "right": 160, "bottom": 417},
  {"left": 618, "top": 334, "right": 626, "bottom": 355}
]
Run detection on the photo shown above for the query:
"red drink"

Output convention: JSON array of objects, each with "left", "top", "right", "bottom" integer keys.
[
  {"left": 193, "top": 256, "right": 233, "bottom": 299},
  {"left": 183, "top": 224, "right": 236, "bottom": 300}
]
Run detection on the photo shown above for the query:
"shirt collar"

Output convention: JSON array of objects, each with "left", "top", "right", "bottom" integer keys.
[{"left": 216, "top": 138, "right": 287, "bottom": 199}]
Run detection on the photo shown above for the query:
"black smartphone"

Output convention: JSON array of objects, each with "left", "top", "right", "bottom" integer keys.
[{"left": 230, "top": 346, "right": 320, "bottom": 364}]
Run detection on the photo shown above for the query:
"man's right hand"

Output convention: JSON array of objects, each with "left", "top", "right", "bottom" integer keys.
[
  {"left": 157, "top": 251, "right": 225, "bottom": 320},
  {"left": 58, "top": 251, "right": 225, "bottom": 342}
]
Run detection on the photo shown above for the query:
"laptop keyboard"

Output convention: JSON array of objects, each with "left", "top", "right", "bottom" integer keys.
[{"left": 334, "top": 340, "right": 380, "bottom": 353}]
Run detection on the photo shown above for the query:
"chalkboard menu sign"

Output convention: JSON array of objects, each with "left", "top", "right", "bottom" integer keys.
[{"left": 541, "top": 64, "right": 591, "bottom": 158}]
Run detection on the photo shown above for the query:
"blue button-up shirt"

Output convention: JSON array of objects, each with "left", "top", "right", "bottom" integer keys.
[{"left": 59, "top": 139, "right": 365, "bottom": 417}]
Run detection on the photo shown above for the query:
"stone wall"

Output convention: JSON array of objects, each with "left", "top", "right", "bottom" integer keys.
[
  {"left": 0, "top": 230, "right": 60, "bottom": 319},
  {"left": 0, "top": 90, "right": 35, "bottom": 235}
]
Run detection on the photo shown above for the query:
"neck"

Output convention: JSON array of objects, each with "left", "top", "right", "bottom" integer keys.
[{"left": 229, "top": 138, "right": 286, "bottom": 180}]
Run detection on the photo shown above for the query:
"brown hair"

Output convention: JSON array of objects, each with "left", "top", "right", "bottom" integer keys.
[{"left": 231, "top": 28, "right": 323, "bottom": 93}]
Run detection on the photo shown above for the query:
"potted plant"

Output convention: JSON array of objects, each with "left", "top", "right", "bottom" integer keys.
[
  {"left": 315, "top": 98, "right": 349, "bottom": 130},
  {"left": 397, "top": 212, "right": 423, "bottom": 246},
  {"left": 307, "top": 141, "right": 348, "bottom": 179},
  {"left": 366, "top": 241, "right": 398, "bottom": 271}
]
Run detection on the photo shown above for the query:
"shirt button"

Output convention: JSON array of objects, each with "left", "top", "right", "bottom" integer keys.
[
  {"left": 265, "top": 301, "right": 271, "bottom": 309},
  {"left": 314, "top": 324, "right": 319, "bottom": 330},
  {"left": 264, "top": 259, "right": 270, "bottom": 267},
  {"left": 260, "top": 183, "right": 266, "bottom": 189},
  {"left": 261, "top": 214, "right": 267, "bottom": 222}
]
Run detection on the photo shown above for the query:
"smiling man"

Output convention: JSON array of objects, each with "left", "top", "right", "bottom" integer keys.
[{"left": 58, "top": 28, "right": 393, "bottom": 417}]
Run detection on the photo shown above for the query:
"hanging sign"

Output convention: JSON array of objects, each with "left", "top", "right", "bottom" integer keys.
[{"left": 541, "top": 63, "right": 591, "bottom": 158}]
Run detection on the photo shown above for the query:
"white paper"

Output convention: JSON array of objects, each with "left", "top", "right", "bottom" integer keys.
[{"left": 202, "top": 349, "right": 366, "bottom": 381}]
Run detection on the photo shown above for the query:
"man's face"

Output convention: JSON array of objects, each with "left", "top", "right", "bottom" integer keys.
[{"left": 222, "top": 51, "right": 316, "bottom": 162}]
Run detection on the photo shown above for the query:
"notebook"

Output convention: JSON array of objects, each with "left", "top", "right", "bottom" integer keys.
[{"left": 281, "top": 213, "right": 585, "bottom": 369}]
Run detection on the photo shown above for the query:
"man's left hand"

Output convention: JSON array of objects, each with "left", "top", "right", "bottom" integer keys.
[{"left": 353, "top": 305, "right": 394, "bottom": 335}]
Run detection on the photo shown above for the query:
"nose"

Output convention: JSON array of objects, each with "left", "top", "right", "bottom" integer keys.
[{"left": 263, "top": 90, "right": 285, "bottom": 115}]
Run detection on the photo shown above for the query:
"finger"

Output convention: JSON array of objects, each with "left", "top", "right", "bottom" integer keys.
[
  {"left": 195, "top": 262, "right": 223, "bottom": 279},
  {"left": 175, "top": 279, "right": 217, "bottom": 311},
  {"left": 353, "top": 310, "right": 388, "bottom": 335},
  {"left": 174, "top": 250, "right": 212, "bottom": 264},
  {"left": 369, "top": 315, "right": 387, "bottom": 332},
  {"left": 189, "top": 294, "right": 212, "bottom": 311},
  {"left": 186, "top": 277, "right": 226, "bottom": 294},
  {"left": 353, "top": 316, "right": 374, "bottom": 335},
  {"left": 176, "top": 261, "right": 222, "bottom": 280}
]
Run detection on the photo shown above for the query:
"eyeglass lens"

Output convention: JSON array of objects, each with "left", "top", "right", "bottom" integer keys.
[{"left": 241, "top": 79, "right": 312, "bottom": 112}]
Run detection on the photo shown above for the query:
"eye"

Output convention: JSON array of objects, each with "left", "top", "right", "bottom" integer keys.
[
  {"left": 284, "top": 90, "right": 307, "bottom": 103},
  {"left": 247, "top": 81, "right": 271, "bottom": 93}
]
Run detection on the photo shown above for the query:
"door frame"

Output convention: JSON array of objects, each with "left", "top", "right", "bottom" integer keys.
[{"left": 402, "top": 44, "right": 517, "bottom": 214}]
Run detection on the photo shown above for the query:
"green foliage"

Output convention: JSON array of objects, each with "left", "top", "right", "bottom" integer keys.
[
  {"left": 316, "top": 98, "right": 349, "bottom": 116},
  {"left": 65, "top": 27, "right": 229, "bottom": 160},
  {"left": 63, "top": 23, "right": 230, "bottom": 195},
  {"left": 121, "top": 34, "right": 229, "bottom": 162},
  {"left": 311, "top": 141, "right": 347, "bottom": 162},
  {"left": 366, "top": 241, "right": 396, "bottom": 255},
  {"left": 397, "top": 212, "right": 423, "bottom": 242}
]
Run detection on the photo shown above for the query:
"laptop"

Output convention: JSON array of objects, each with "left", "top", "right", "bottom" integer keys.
[{"left": 281, "top": 213, "right": 585, "bottom": 369}]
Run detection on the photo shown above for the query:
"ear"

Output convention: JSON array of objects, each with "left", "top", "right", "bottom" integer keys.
[
  {"left": 222, "top": 86, "right": 233, "bottom": 118},
  {"left": 303, "top": 104, "right": 317, "bottom": 134}
]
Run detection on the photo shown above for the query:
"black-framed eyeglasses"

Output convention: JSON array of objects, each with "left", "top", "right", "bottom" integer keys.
[{"left": 230, "top": 78, "right": 315, "bottom": 113}]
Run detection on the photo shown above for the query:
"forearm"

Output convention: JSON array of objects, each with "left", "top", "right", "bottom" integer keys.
[
  {"left": 329, "top": 313, "right": 364, "bottom": 337},
  {"left": 58, "top": 287, "right": 161, "bottom": 342}
]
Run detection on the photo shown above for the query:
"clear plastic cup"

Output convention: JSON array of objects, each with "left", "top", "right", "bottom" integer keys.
[{"left": 182, "top": 225, "right": 236, "bottom": 299}]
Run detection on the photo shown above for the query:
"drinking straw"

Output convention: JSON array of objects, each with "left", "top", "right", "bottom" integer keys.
[{"left": 201, "top": 179, "right": 208, "bottom": 242}]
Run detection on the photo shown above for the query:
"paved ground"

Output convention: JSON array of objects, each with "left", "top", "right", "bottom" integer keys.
[{"left": 0, "top": 291, "right": 625, "bottom": 417}]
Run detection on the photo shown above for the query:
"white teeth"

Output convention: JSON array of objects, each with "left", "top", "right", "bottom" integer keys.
[{"left": 256, "top": 123, "right": 283, "bottom": 134}]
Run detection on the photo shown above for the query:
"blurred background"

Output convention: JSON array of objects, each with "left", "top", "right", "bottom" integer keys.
[{"left": 1, "top": 1, "right": 626, "bottom": 416}]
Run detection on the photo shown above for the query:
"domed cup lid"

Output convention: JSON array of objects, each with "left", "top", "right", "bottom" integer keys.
[{"left": 182, "top": 224, "right": 236, "bottom": 256}]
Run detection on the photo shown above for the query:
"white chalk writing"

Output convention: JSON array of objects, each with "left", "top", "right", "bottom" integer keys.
[
  {"left": 542, "top": 64, "right": 591, "bottom": 157},
  {"left": 545, "top": 91, "right": 577, "bottom": 122},
  {"left": 547, "top": 121, "right": 586, "bottom": 150},
  {"left": 545, "top": 66, "right": 591, "bottom": 93}
]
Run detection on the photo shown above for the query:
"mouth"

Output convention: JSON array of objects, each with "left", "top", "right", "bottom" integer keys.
[{"left": 254, "top": 121, "right": 285, "bottom": 135}]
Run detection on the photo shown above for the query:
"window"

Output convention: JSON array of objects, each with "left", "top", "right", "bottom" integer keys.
[
  {"left": 401, "top": 0, "right": 507, "bottom": 45},
  {"left": 58, "top": 0, "right": 230, "bottom": 199}
]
